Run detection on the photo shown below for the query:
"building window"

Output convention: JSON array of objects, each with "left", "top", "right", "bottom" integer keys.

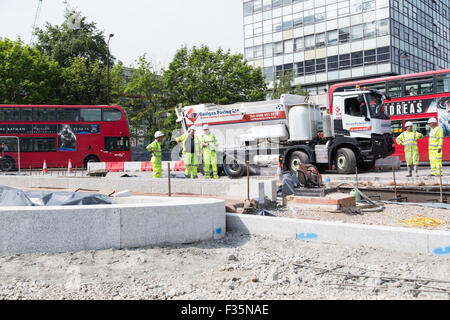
[
  {"left": 263, "top": 0, "right": 272, "bottom": 11},
  {"left": 350, "top": 0, "right": 362, "bottom": 13},
  {"left": 315, "top": 6, "right": 326, "bottom": 23},
  {"left": 316, "top": 58, "right": 326, "bottom": 73},
  {"left": 377, "top": 19, "right": 389, "bottom": 37},
  {"left": 264, "top": 43, "right": 273, "bottom": 57},
  {"left": 377, "top": 46, "right": 390, "bottom": 63},
  {"left": 364, "top": 49, "right": 376, "bottom": 65},
  {"left": 274, "top": 41, "right": 283, "bottom": 55},
  {"left": 282, "top": 17, "right": 293, "bottom": 30},
  {"left": 283, "top": 0, "right": 292, "bottom": 6},
  {"left": 283, "top": 63, "right": 294, "bottom": 76},
  {"left": 294, "top": 37, "right": 304, "bottom": 51},
  {"left": 273, "top": 20, "right": 282, "bottom": 32},
  {"left": 327, "top": 3, "right": 338, "bottom": 20},
  {"left": 304, "top": 9, "right": 314, "bottom": 25},
  {"left": 351, "top": 51, "right": 363, "bottom": 67},
  {"left": 327, "top": 55, "right": 339, "bottom": 71},
  {"left": 293, "top": 12, "right": 303, "bottom": 27},
  {"left": 262, "top": 66, "right": 274, "bottom": 81},
  {"left": 284, "top": 40, "right": 294, "bottom": 54},
  {"left": 315, "top": 32, "right": 326, "bottom": 48},
  {"left": 245, "top": 47, "right": 254, "bottom": 60},
  {"left": 295, "top": 62, "right": 304, "bottom": 77},
  {"left": 362, "top": 0, "right": 375, "bottom": 11},
  {"left": 327, "top": 30, "right": 338, "bottom": 45},
  {"left": 254, "top": 45, "right": 264, "bottom": 59},
  {"left": 351, "top": 24, "right": 363, "bottom": 41},
  {"left": 304, "top": 35, "right": 315, "bottom": 50},
  {"left": 364, "top": 21, "right": 376, "bottom": 38},
  {"left": 305, "top": 60, "right": 315, "bottom": 74},
  {"left": 339, "top": 54, "right": 350, "bottom": 69},
  {"left": 273, "top": 0, "right": 282, "bottom": 8},
  {"left": 244, "top": 1, "right": 253, "bottom": 17},
  {"left": 276, "top": 65, "right": 283, "bottom": 78},
  {"left": 253, "top": 0, "right": 263, "bottom": 13},
  {"left": 339, "top": 27, "right": 350, "bottom": 43}
]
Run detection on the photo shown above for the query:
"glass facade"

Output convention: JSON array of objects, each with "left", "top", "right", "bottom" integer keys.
[{"left": 243, "top": 0, "right": 450, "bottom": 93}]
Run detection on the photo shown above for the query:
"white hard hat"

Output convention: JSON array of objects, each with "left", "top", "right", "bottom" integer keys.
[
  {"left": 203, "top": 124, "right": 209, "bottom": 130},
  {"left": 428, "top": 117, "right": 437, "bottom": 124},
  {"left": 188, "top": 126, "right": 196, "bottom": 131},
  {"left": 405, "top": 121, "right": 414, "bottom": 128},
  {"left": 155, "top": 131, "right": 164, "bottom": 138}
]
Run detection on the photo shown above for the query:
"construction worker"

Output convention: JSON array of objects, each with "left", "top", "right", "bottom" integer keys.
[
  {"left": 427, "top": 117, "right": 444, "bottom": 176},
  {"left": 396, "top": 121, "right": 423, "bottom": 177},
  {"left": 146, "top": 131, "right": 164, "bottom": 178},
  {"left": 201, "top": 124, "right": 219, "bottom": 179},
  {"left": 176, "top": 127, "right": 201, "bottom": 178}
]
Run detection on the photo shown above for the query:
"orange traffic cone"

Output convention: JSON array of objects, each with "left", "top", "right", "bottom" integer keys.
[
  {"left": 43, "top": 160, "right": 48, "bottom": 174},
  {"left": 67, "top": 159, "right": 73, "bottom": 173}
]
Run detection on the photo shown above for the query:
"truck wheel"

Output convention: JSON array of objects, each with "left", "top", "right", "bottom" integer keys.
[
  {"left": 288, "top": 151, "right": 309, "bottom": 172},
  {"left": 223, "top": 159, "right": 245, "bottom": 178},
  {"left": 335, "top": 148, "right": 356, "bottom": 174}
]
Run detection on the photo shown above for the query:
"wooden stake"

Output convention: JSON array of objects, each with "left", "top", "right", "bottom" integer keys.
[
  {"left": 168, "top": 162, "right": 171, "bottom": 197},
  {"left": 392, "top": 165, "right": 398, "bottom": 200}
]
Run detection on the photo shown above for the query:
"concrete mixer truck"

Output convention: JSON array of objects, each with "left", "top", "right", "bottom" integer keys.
[{"left": 175, "top": 89, "right": 395, "bottom": 177}]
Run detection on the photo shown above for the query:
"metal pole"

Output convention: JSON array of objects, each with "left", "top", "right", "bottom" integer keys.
[
  {"left": 246, "top": 160, "right": 250, "bottom": 201},
  {"left": 106, "top": 33, "right": 114, "bottom": 105},
  {"left": 440, "top": 175, "right": 443, "bottom": 203},
  {"left": 392, "top": 164, "right": 398, "bottom": 200},
  {"left": 168, "top": 162, "right": 171, "bottom": 197},
  {"left": 355, "top": 166, "right": 359, "bottom": 189}
]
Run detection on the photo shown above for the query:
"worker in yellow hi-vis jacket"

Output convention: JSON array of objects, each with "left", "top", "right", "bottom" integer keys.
[
  {"left": 176, "top": 127, "right": 202, "bottom": 178},
  {"left": 427, "top": 117, "right": 444, "bottom": 176},
  {"left": 396, "top": 121, "right": 424, "bottom": 177},
  {"left": 146, "top": 131, "right": 164, "bottom": 178},
  {"left": 201, "top": 124, "right": 219, "bottom": 179}
]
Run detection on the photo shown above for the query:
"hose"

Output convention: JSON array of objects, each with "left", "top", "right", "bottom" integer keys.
[{"left": 336, "top": 182, "right": 386, "bottom": 213}]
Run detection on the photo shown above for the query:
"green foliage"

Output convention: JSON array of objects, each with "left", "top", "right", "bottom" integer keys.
[
  {"left": 270, "top": 71, "right": 309, "bottom": 100},
  {"left": 122, "top": 54, "right": 168, "bottom": 145},
  {"left": 0, "top": 38, "right": 62, "bottom": 104},
  {"left": 34, "top": 8, "right": 112, "bottom": 68},
  {"left": 163, "top": 45, "right": 267, "bottom": 106}
]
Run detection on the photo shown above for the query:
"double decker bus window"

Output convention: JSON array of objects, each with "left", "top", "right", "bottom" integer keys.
[
  {"left": 80, "top": 108, "right": 102, "bottom": 121},
  {"left": 103, "top": 108, "right": 122, "bottom": 121},
  {"left": 34, "top": 108, "right": 57, "bottom": 121},
  {"left": 387, "top": 80, "right": 403, "bottom": 98},
  {"left": 4, "top": 108, "right": 20, "bottom": 121},
  {"left": 391, "top": 120, "right": 403, "bottom": 138},
  {"left": 404, "top": 77, "right": 433, "bottom": 96},
  {"left": 413, "top": 118, "right": 430, "bottom": 137},
  {"left": 104, "top": 137, "right": 130, "bottom": 151},
  {"left": 436, "top": 73, "right": 450, "bottom": 93},
  {"left": 34, "top": 138, "right": 56, "bottom": 152},
  {"left": 4, "top": 138, "right": 33, "bottom": 152},
  {"left": 21, "top": 108, "right": 32, "bottom": 121},
  {"left": 58, "top": 108, "right": 79, "bottom": 121}
]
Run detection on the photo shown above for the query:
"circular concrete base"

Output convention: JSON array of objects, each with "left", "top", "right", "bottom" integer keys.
[{"left": 0, "top": 196, "right": 225, "bottom": 256}]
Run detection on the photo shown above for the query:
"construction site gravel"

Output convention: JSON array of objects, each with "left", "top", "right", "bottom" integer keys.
[
  {"left": 0, "top": 231, "right": 449, "bottom": 300},
  {"left": 278, "top": 203, "right": 450, "bottom": 231}
]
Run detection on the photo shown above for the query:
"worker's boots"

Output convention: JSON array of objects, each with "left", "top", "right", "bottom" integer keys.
[
  {"left": 406, "top": 166, "right": 412, "bottom": 177},
  {"left": 414, "top": 165, "right": 419, "bottom": 177}
]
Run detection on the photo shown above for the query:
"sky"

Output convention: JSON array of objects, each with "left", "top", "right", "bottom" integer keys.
[{"left": 0, "top": 0, "right": 244, "bottom": 69}]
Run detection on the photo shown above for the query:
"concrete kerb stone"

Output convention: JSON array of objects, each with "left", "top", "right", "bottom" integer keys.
[
  {"left": 226, "top": 213, "right": 450, "bottom": 257},
  {"left": 0, "top": 196, "right": 225, "bottom": 256}
]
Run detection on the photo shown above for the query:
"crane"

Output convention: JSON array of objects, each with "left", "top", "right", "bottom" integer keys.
[{"left": 30, "top": 0, "right": 43, "bottom": 44}]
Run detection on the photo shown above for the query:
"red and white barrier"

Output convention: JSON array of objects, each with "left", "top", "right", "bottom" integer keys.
[{"left": 87, "top": 161, "right": 185, "bottom": 173}]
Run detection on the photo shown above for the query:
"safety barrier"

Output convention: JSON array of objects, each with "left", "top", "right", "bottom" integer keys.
[{"left": 88, "top": 161, "right": 185, "bottom": 173}]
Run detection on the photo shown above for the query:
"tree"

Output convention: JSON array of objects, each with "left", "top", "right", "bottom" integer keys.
[
  {"left": 0, "top": 37, "right": 62, "bottom": 104},
  {"left": 163, "top": 45, "right": 267, "bottom": 107},
  {"left": 123, "top": 54, "right": 168, "bottom": 144},
  {"left": 59, "top": 57, "right": 124, "bottom": 105},
  {"left": 34, "top": 8, "right": 112, "bottom": 68},
  {"left": 270, "top": 71, "right": 309, "bottom": 100}
]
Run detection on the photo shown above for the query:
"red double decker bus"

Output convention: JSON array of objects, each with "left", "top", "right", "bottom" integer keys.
[
  {"left": 0, "top": 105, "right": 131, "bottom": 171},
  {"left": 329, "top": 69, "right": 450, "bottom": 163}
]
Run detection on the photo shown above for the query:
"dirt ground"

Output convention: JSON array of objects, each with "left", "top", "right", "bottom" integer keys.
[
  {"left": 0, "top": 232, "right": 449, "bottom": 300},
  {"left": 276, "top": 203, "right": 450, "bottom": 231}
]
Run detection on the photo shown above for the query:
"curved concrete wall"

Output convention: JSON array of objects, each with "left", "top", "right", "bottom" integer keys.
[{"left": 0, "top": 196, "right": 225, "bottom": 256}]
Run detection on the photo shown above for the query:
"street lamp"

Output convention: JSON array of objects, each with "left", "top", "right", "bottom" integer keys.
[{"left": 107, "top": 33, "right": 114, "bottom": 105}]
